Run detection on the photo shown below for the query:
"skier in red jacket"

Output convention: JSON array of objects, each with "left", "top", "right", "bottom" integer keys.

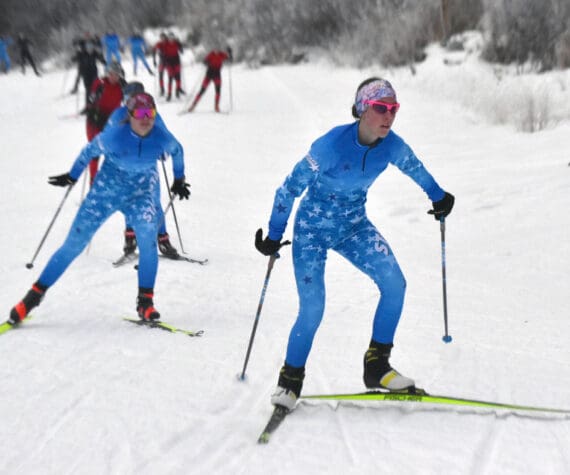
[
  {"left": 187, "top": 47, "right": 232, "bottom": 113},
  {"left": 84, "top": 61, "right": 125, "bottom": 184},
  {"left": 162, "top": 32, "right": 185, "bottom": 101}
]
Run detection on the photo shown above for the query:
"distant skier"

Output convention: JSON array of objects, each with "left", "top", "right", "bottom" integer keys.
[
  {"left": 102, "top": 32, "right": 122, "bottom": 65},
  {"left": 7, "top": 92, "right": 190, "bottom": 326},
  {"left": 128, "top": 32, "right": 153, "bottom": 76},
  {"left": 70, "top": 37, "right": 106, "bottom": 105},
  {"left": 254, "top": 77, "right": 455, "bottom": 410},
  {"left": 69, "top": 35, "right": 85, "bottom": 94},
  {"left": 188, "top": 47, "right": 232, "bottom": 113},
  {"left": 162, "top": 32, "right": 185, "bottom": 101},
  {"left": 17, "top": 34, "right": 41, "bottom": 76},
  {"left": 83, "top": 61, "right": 125, "bottom": 184}
]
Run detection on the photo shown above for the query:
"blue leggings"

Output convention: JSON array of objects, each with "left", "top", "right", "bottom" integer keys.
[
  {"left": 125, "top": 184, "right": 167, "bottom": 235},
  {"left": 285, "top": 203, "right": 406, "bottom": 367},
  {"left": 38, "top": 162, "right": 160, "bottom": 289},
  {"left": 105, "top": 49, "right": 121, "bottom": 66},
  {"left": 132, "top": 50, "right": 152, "bottom": 74}
]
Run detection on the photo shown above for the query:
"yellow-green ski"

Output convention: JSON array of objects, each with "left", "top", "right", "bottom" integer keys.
[
  {"left": 301, "top": 391, "right": 570, "bottom": 414},
  {"left": 123, "top": 317, "right": 204, "bottom": 337},
  {"left": 0, "top": 315, "right": 32, "bottom": 335},
  {"left": 0, "top": 321, "right": 14, "bottom": 335}
]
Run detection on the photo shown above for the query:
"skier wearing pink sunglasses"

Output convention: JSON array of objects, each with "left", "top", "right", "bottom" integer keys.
[{"left": 255, "top": 77, "right": 455, "bottom": 410}]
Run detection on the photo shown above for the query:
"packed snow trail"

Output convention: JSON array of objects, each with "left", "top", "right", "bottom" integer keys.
[{"left": 0, "top": 51, "right": 569, "bottom": 474}]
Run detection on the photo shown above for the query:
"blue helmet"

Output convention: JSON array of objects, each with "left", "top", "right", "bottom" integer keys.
[{"left": 122, "top": 81, "right": 145, "bottom": 101}]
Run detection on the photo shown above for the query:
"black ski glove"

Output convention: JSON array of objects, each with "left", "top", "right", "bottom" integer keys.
[
  {"left": 48, "top": 173, "right": 77, "bottom": 187},
  {"left": 255, "top": 228, "right": 289, "bottom": 256},
  {"left": 171, "top": 178, "right": 191, "bottom": 200},
  {"left": 428, "top": 191, "right": 455, "bottom": 220}
]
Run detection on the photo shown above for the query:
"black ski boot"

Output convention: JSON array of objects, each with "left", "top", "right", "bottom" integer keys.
[
  {"left": 137, "top": 288, "right": 160, "bottom": 321},
  {"left": 363, "top": 340, "right": 415, "bottom": 391},
  {"left": 270, "top": 363, "right": 305, "bottom": 410},
  {"left": 158, "top": 233, "right": 179, "bottom": 259},
  {"left": 123, "top": 228, "right": 137, "bottom": 255},
  {"left": 9, "top": 282, "right": 48, "bottom": 324}
]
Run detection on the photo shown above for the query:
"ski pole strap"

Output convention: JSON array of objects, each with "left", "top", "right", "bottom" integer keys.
[{"left": 276, "top": 240, "right": 291, "bottom": 253}]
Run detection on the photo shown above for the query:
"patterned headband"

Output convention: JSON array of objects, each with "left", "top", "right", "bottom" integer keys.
[{"left": 354, "top": 79, "right": 397, "bottom": 117}]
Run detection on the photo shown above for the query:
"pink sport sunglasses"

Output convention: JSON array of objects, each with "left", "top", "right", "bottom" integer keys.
[
  {"left": 364, "top": 100, "right": 400, "bottom": 115},
  {"left": 130, "top": 108, "right": 157, "bottom": 119}
]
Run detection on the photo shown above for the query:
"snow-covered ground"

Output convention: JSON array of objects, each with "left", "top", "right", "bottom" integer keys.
[{"left": 1, "top": 45, "right": 569, "bottom": 475}]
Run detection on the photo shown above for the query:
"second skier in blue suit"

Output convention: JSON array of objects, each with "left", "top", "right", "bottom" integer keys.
[{"left": 9, "top": 92, "right": 190, "bottom": 325}]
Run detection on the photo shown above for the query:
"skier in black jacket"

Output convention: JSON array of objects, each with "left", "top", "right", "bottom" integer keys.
[
  {"left": 17, "top": 34, "right": 41, "bottom": 76},
  {"left": 71, "top": 39, "right": 106, "bottom": 106}
]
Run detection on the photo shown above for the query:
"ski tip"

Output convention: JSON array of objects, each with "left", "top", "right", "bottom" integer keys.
[
  {"left": 1, "top": 315, "right": 33, "bottom": 334},
  {"left": 185, "top": 256, "right": 209, "bottom": 265},
  {"left": 0, "top": 322, "right": 15, "bottom": 334},
  {"left": 442, "top": 335, "right": 453, "bottom": 343},
  {"left": 257, "top": 433, "right": 270, "bottom": 444},
  {"left": 187, "top": 330, "right": 205, "bottom": 337}
]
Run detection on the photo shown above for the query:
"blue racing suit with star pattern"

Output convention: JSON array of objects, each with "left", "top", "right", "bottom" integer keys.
[
  {"left": 107, "top": 106, "right": 171, "bottom": 235},
  {"left": 267, "top": 122, "right": 445, "bottom": 368},
  {"left": 37, "top": 121, "right": 185, "bottom": 289}
]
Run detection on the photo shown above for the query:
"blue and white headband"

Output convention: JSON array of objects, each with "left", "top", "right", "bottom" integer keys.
[{"left": 354, "top": 79, "right": 397, "bottom": 117}]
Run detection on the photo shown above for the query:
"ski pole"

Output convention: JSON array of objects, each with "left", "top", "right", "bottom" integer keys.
[
  {"left": 60, "top": 67, "right": 70, "bottom": 97},
  {"left": 160, "top": 158, "right": 186, "bottom": 254},
  {"left": 162, "top": 195, "right": 176, "bottom": 217},
  {"left": 239, "top": 242, "right": 291, "bottom": 381},
  {"left": 227, "top": 63, "right": 233, "bottom": 112},
  {"left": 153, "top": 54, "right": 160, "bottom": 97},
  {"left": 75, "top": 78, "right": 81, "bottom": 114},
  {"left": 182, "top": 64, "right": 206, "bottom": 110},
  {"left": 79, "top": 170, "right": 88, "bottom": 202},
  {"left": 438, "top": 217, "right": 452, "bottom": 343},
  {"left": 26, "top": 184, "right": 74, "bottom": 269}
]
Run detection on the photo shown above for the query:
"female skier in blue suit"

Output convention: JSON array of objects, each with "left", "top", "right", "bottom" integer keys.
[
  {"left": 103, "top": 32, "right": 122, "bottom": 66},
  {"left": 9, "top": 92, "right": 190, "bottom": 325},
  {"left": 107, "top": 82, "right": 181, "bottom": 259},
  {"left": 255, "top": 78, "right": 455, "bottom": 410},
  {"left": 128, "top": 33, "right": 154, "bottom": 76}
]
